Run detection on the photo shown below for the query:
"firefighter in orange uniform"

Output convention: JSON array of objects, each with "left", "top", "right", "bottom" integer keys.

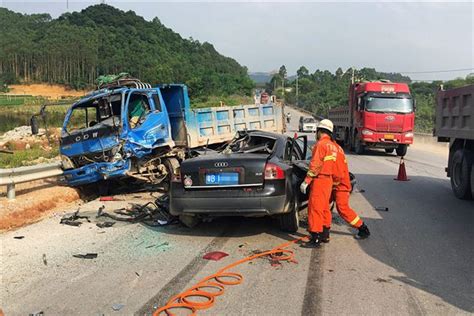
[
  {"left": 300, "top": 119, "right": 338, "bottom": 248},
  {"left": 323, "top": 142, "right": 370, "bottom": 242}
]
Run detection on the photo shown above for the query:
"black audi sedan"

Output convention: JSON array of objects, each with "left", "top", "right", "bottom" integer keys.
[{"left": 169, "top": 130, "right": 312, "bottom": 232}]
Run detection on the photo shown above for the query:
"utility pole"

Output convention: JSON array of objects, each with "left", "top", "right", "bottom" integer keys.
[{"left": 296, "top": 75, "right": 299, "bottom": 106}]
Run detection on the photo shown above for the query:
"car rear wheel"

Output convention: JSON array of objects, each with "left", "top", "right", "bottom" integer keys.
[
  {"left": 278, "top": 198, "right": 299, "bottom": 232},
  {"left": 450, "top": 149, "right": 473, "bottom": 200}
]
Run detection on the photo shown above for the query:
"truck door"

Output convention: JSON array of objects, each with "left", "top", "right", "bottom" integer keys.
[{"left": 123, "top": 89, "right": 171, "bottom": 151}]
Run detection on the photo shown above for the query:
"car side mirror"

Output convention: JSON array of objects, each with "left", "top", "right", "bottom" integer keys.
[{"left": 30, "top": 116, "right": 39, "bottom": 135}]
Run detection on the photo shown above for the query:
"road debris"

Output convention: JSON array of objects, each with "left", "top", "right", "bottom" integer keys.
[
  {"left": 145, "top": 242, "right": 169, "bottom": 249},
  {"left": 60, "top": 209, "right": 90, "bottom": 226},
  {"left": 203, "top": 251, "right": 229, "bottom": 261},
  {"left": 112, "top": 304, "right": 125, "bottom": 311},
  {"left": 96, "top": 221, "right": 115, "bottom": 228},
  {"left": 375, "top": 207, "right": 389, "bottom": 212},
  {"left": 99, "top": 196, "right": 123, "bottom": 202},
  {"left": 375, "top": 277, "right": 392, "bottom": 283},
  {"left": 73, "top": 253, "right": 98, "bottom": 259},
  {"left": 28, "top": 311, "right": 44, "bottom": 316},
  {"left": 96, "top": 194, "right": 176, "bottom": 227},
  {"left": 42, "top": 254, "right": 47, "bottom": 266},
  {"left": 13, "top": 236, "right": 25, "bottom": 239}
]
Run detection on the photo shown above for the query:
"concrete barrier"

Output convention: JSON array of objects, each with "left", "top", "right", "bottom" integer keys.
[{"left": 414, "top": 133, "right": 449, "bottom": 152}]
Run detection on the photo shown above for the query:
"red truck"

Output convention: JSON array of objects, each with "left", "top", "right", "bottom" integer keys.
[
  {"left": 329, "top": 80, "right": 415, "bottom": 156},
  {"left": 434, "top": 84, "right": 474, "bottom": 200}
]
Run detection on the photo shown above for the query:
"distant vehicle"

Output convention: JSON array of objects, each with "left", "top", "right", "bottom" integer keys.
[
  {"left": 298, "top": 116, "right": 317, "bottom": 132},
  {"left": 434, "top": 84, "right": 474, "bottom": 200},
  {"left": 32, "top": 78, "right": 285, "bottom": 188},
  {"left": 329, "top": 80, "right": 415, "bottom": 156},
  {"left": 170, "top": 130, "right": 312, "bottom": 232}
]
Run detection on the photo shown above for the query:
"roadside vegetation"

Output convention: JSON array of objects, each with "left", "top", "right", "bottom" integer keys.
[
  {"left": 270, "top": 66, "right": 474, "bottom": 133},
  {"left": 0, "top": 142, "right": 59, "bottom": 168},
  {"left": 0, "top": 5, "right": 254, "bottom": 97}
]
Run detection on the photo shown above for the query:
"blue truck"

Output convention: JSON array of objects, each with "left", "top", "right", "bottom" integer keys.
[{"left": 52, "top": 80, "right": 285, "bottom": 188}]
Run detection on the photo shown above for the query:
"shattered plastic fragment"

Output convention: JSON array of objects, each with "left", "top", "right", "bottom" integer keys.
[
  {"left": 13, "top": 236, "right": 25, "bottom": 239},
  {"left": 203, "top": 251, "right": 229, "bottom": 261},
  {"left": 375, "top": 207, "right": 389, "bottom": 212},
  {"left": 112, "top": 304, "right": 125, "bottom": 311},
  {"left": 96, "top": 222, "right": 115, "bottom": 228},
  {"left": 73, "top": 253, "right": 98, "bottom": 259}
]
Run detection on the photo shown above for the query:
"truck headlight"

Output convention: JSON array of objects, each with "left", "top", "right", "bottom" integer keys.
[
  {"left": 361, "top": 129, "right": 374, "bottom": 136},
  {"left": 405, "top": 132, "right": 414, "bottom": 138},
  {"left": 61, "top": 155, "right": 75, "bottom": 170}
]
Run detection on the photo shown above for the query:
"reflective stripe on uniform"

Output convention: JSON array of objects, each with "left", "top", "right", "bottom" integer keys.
[
  {"left": 350, "top": 216, "right": 360, "bottom": 226},
  {"left": 307, "top": 170, "right": 317, "bottom": 178},
  {"left": 323, "top": 155, "right": 336, "bottom": 162}
]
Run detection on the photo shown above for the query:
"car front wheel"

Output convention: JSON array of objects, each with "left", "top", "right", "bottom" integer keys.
[{"left": 278, "top": 198, "right": 299, "bottom": 232}]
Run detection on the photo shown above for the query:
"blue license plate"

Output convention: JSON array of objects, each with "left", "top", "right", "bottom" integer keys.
[{"left": 205, "top": 172, "right": 239, "bottom": 185}]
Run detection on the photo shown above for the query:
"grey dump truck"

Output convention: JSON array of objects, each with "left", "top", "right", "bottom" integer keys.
[{"left": 434, "top": 84, "right": 474, "bottom": 199}]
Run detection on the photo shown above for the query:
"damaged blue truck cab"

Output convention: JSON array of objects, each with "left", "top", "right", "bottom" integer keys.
[{"left": 60, "top": 83, "right": 285, "bottom": 187}]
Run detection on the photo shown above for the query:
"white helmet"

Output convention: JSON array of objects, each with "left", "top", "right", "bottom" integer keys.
[{"left": 317, "top": 119, "right": 334, "bottom": 133}]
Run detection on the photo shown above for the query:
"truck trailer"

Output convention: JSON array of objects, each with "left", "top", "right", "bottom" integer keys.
[
  {"left": 329, "top": 80, "right": 415, "bottom": 156},
  {"left": 39, "top": 79, "right": 285, "bottom": 188},
  {"left": 434, "top": 84, "right": 474, "bottom": 200}
]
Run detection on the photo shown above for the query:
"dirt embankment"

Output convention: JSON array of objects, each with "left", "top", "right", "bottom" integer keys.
[
  {"left": 0, "top": 180, "right": 81, "bottom": 231},
  {"left": 7, "top": 84, "right": 87, "bottom": 98}
]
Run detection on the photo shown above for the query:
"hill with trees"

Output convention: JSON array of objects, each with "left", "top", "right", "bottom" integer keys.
[
  {"left": 268, "top": 66, "right": 474, "bottom": 132},
  {"left": 0, "top": 5, "right": 254, "bottom": 97}
]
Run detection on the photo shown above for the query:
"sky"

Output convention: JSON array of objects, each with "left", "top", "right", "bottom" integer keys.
[{"left": 1, "top": 1, "right": 473, "bottom": 81}]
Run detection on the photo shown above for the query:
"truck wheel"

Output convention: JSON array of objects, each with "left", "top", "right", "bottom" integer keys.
[
  {"left": 471, "top": 161, "right": 474, "bottom": 200},
  {"left": 385, "top": 148, "right": 394, "bottom": 154},
  {"left": 354, "top": 136, "right": 365, "bottom": 155},
  {"left": 396, "top": 145, "right": 408, "bottom": 156},
  {"left": 279, "top": 198, "right": 299, "bottom": 232},
  {"left": 450, "top": 149, "right": 473, "bottom": 200}
]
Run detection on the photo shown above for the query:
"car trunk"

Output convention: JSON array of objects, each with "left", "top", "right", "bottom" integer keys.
[{"left": 180, "top": 153, "right": 268, "bottom": 189}]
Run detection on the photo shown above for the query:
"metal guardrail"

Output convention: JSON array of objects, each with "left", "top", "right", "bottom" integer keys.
[{"left": 0, "top": 162, "right": 64, "bottom": 200}]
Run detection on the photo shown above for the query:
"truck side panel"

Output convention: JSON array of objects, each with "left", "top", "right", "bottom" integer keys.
[
  {"left": 435, "top": 85, "right": 474, "bottom": 141},
  {"left": 185, "top": 103, "right": 284, "bottom": 149},
  {"left": 158, "top": 85, "right": 189, "bottom": 147}
]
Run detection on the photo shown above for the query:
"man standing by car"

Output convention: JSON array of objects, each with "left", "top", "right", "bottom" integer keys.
[
  {"left": 300, "top": 119, "right": 337, "bottom": 248},
  {"left": 323, "top": 142, "right": 370, "bottom": 242}
]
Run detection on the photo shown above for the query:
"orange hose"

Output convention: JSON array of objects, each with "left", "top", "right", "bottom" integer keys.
[{"left": 153, "top": 236, "right": 308, "bottom": 316}]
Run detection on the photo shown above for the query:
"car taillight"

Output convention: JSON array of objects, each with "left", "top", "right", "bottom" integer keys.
[{"left": 264, "top": 163, "right": 285, "bottom": 180}]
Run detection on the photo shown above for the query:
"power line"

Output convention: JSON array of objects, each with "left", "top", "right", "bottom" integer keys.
[{"left": 399, "top": 68, "right": 474, "bottom": 74}]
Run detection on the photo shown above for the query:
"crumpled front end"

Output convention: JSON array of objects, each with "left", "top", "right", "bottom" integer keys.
[{"left": 63, "top": 159, "right": 131, "bottom": 186}]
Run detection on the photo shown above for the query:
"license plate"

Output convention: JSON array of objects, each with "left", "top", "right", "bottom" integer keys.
[
  {"left": 384, "top": 134, "right": 394, "bottom": 140},
  {"left": 205, "top": 172, "right": 239, "bottom": 185}
]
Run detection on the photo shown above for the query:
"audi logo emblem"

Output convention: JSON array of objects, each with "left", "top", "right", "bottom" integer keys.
[
  {"left": 214, "top": 162, "right": 228, "bottom": 168},
  {"left": 385, "top": 115, "right": 395, "bottom": 122}
]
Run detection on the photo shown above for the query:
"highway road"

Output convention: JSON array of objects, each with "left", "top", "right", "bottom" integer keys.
[{"left": 1, "top": 106, "right": 473, "bottom": 315}]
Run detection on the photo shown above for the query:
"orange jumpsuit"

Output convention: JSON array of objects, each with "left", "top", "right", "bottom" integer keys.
[
  {"left": 332, "top": 143, "right": 363, "bottom": 228},
  {"left": 304, "top": 134, "right": 337, "bottom": 233}
]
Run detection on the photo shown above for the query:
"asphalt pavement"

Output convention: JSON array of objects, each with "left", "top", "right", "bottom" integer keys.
[{"left": 1, "top": 106, "right": 472, "bottom": 315}]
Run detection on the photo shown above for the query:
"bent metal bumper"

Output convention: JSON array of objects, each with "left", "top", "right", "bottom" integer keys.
[{"left": 63, "top": 159, "right": 131, "bottom": 186}]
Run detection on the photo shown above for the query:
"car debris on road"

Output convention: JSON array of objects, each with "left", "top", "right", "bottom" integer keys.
[
  {"left": 72, "top": 253, "right": 98, "bottom": 259},
  {"left": 60, "top": 209, "right": 90, "bottom": 227}
]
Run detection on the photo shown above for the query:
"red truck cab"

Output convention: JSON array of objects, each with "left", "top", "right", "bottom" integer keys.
[{"left": 329, "top": 80, "right": 415, "bottom": 156}]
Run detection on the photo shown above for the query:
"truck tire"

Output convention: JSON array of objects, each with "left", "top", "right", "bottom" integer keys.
[
  {"left": 450, "top": 149, "right": 473, "bottom": 200},
  {"left": 354, "top": 136, "right": 365, "bottom": 155},
  {"left": 279, "top": 197, "right": 299, "bottom": 232},
  {"left": 385, "top": 148, "right": 394, "bottom": 154},
  {"left": 471, "top": 161, "right": 474, "bottom": 200},
  {"left": 396, "top": 145, "right": 408, "bottom": 156}
]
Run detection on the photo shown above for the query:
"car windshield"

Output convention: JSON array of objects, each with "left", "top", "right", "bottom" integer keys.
[
  {"left": 303, "top": 118, "right": 315, "bottom": 123},
  {"left": 364, "top": 96, "right": 413, "bottom": 113}
]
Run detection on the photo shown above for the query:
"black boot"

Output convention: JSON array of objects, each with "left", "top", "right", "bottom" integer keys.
[
  {"left": 301, "top": 232, "right": 322, "bottom": 248},
  {"left": 355, "top": 223, "right": 370, "bottom": 240},
  {"left": 321, "top": 226, "right": 330, "bottom": 243}
]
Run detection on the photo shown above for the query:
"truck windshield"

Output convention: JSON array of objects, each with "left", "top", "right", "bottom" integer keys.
[{"left": 364, "top": 96, "right": 413, "bottom": 113}]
